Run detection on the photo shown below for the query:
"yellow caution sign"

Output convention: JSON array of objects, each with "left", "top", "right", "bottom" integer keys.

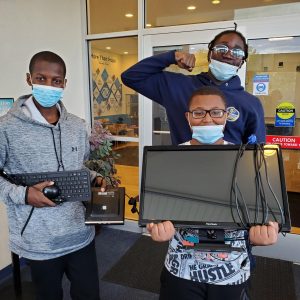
[{"left": 275, "top": 102, "right": 295, "bottom": 127}]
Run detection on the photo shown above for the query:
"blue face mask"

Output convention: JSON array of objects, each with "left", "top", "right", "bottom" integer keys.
[
  {"left": 32, "top": 84, "right": 64, "bottom": 108},
  {"left": 209, "top": 59, "right": 239, "bottom": 81},
  {"left": 192, "top": 125, "right": 224, "bottom": 144}
]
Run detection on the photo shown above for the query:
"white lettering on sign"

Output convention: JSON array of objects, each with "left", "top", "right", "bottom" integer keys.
[{"left": 272, "top": 137, "right": 296, "bottom": 143}]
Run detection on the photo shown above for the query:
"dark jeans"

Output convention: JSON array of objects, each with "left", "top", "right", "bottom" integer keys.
[
  {"left": 159, "top": 266, "right": 249, "bottom": 300},
  {"left": 27, "top": 240, "right": 100, "bottom": 300}
]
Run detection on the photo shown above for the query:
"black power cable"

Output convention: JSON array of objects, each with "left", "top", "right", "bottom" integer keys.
[
  {"left": 256, "top": 144, "right": 285, "bottom": 231},
  {"left": 230, "top": 143, "right": 250, "bottom": 229},
  {"left": 230, "top": 142, "right": 285, "bottom": 232}
]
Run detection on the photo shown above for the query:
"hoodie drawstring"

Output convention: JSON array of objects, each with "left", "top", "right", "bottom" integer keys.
[
  {"left": 21, "top": 124, "right": 64, "bottom": 236},
  {"left": 51, "top": 123, "right": 65, "bottom": 172}
]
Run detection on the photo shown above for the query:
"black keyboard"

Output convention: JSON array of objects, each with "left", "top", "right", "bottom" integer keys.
[{"left": 10, "top": 169, "right": 91, "bottom": 202}]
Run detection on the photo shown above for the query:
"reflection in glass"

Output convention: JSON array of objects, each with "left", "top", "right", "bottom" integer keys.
[
  {"left": 112, "top": 142, "right": 139, "bottom": 220},
  {"left": 246, "top": 37, "right": 300, "bottom": 199},
  {"left": 246, "top": 36, "right": 300, "bottom": 137},
  {"left": 145, "top": 0, "right": 299, "bottom": 28},
  {"left": 87, "top": 0, "right": 137, "bottom": 34},
  {"left": 88, "top": 37, "right": 138, "bottom": 138},
  {"left": 141, "top": 147, "right": 287, "bottom": 227},
  {"left": 152, "top": 44, "right": 208, "bottom": 145},
  {"left": 113, "top": 141, "right": 139, "bottom": 167}
]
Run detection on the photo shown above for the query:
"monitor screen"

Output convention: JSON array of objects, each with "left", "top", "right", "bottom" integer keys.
[{"left": 139, "top": 145, "right": 291, "bottom": 232}]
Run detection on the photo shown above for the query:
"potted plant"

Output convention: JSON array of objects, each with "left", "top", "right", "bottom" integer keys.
[
  {"left": 85, "top": 120, "right": 120, "bottom": 187},
  {"left": 84, "top": 121, "right": 121, "bottom": 234}
]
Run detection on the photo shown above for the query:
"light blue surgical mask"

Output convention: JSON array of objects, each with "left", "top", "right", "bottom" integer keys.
[
  {"left": 32, "top": 84, "right": 64, "bottom": 108},
  {"left": 209, "top": 59, "right": 239, "bottom": 81},
  {"left": 191, "top": 125, "right": 224, "bottom": 144}
]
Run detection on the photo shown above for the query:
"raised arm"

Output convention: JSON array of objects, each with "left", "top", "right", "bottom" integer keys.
[
  {"left": 121, "top": 51, "right": 195, "bottom": 106},
  {"left": 121, "top": 51, "right": 176, "bottom": 105}
]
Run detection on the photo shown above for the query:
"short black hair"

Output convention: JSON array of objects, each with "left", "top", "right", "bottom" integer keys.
[
  {"left": 207, "top": 30, "right": 248, "bottom": 61},
  {"left": 29, "top": 51, "right": 66, "bottom": 77},
  {"left": 188, "top": 86, "right": 227, "bottom": 108}
]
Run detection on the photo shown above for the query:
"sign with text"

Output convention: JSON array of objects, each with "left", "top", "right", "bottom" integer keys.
[
  {"left": 266, "top": 135, "right": 300, "bottom": 149},
  {"left": 275, "top": 102, "right": 295, "bottom": 127},
  {"left": 253, "top": 74, "right": 269, "bottom": 96}
]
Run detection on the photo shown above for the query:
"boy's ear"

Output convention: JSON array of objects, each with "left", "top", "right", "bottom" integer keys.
[
  {"left": 185, "top": 111, "right": 189, "bottom": 121},
  {"left": 64, "top": 78, "right": 67, "bottom": 88},
  {"left": 185, "top": 112, "right": 192, "bottom": 129},
  {"left": 26, "top": 73, "right": 32, "bottom": 87}
]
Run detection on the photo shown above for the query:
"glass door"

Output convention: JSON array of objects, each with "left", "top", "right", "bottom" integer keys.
[
  {"left": 152, "top": 43, "right": 210, "bottom": 146},
  {"left": 141, "top": 24, "right": 300, "bottom": 233},
  {"left": 141, "top": 24, "right": 246, "bottom": 147},
  {"left": 245, "top": 36, "right": 300, "bottom": 233}
]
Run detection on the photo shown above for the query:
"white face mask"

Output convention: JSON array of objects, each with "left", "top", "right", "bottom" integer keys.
[
  {"left": 187, "top": 114, "right": 226, "bottom": 144},
  {"left": 191, "top": 125, "right": 224, "bottom": 144},
  {"left": 209, "top": 59, "right": 239, "bottom": 81}
]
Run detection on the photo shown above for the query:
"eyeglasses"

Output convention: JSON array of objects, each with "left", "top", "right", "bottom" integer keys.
[
  {"left": 212, "top": 44, "right": 245, "bottom": 59},
  {"left": 189, "top": 109, "right": 227, "bottom": 119}
]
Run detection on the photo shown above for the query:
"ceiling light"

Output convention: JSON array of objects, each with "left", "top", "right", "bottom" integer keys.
[
  {"left": 187, "top": 6, "right": 196, "bottom": 10},
  {"left": 105, "top": 46, "right": 111, "bottom": 50},
  {"left": 125, "top": 13, "right": 134, "bottom": 18},
  {"left": 212, "top": 0, "right": 220, "bottom": 4},
  {"left": 268, "top": 37, "right": 294, "bottom": 41},
  {"left": 146, "top": 24, "right": 152, "bottom": 27},
  {"left": 124, "top": 51, "right": 128, "bottom": 54}
]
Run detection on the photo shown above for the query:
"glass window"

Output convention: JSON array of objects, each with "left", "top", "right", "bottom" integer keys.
[
  {"left": 152, "top": 44, "right": 209, "bottom": 145},
  {"left": 246, "top": 36, "right": 300, "bottom": 230},
  {"left": 87, "top": 0, "right": 138, "bottom": 34},
  {"left": 88, "top": 37, "right": 138, "bottom": 138},
  {"left": 88, "top": 37, "right": 139, "bottom": 220},
  {"left": 145, "top": 0, "right": 299, "bottom": 28},
  {"left": 113, "top": 141, "right": 139, "bottom": 220},
  {"left": 246, "top": 37, "right": 300, "bottom": 133}
]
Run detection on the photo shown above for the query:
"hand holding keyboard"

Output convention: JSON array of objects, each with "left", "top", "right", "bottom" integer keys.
[{"left": 10, "top": 169, "right": 92, "bottom": 202}]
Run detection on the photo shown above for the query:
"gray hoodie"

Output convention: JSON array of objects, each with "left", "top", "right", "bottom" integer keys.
[{"left": 0, "top": 95, "right": 95, "bottom": 260}]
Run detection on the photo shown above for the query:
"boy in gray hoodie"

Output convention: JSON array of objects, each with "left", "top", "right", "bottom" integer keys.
[{"left": 0, "top": 51, "right": 103, "bottom": 300}]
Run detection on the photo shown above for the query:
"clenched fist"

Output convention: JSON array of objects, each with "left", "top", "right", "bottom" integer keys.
[
  {"left": 175, "top": 51, "right": 196, "bottom": 72},
  {"left": 249, "top": 221, "right": 279, "bottom": 246},
  {"left": 147, "top": 221, "right": 175, "bottom": 242}
]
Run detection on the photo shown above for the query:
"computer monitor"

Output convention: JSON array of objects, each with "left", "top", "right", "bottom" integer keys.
[{"left": 139, "top": 144, "right": 291, "bottom": 232}]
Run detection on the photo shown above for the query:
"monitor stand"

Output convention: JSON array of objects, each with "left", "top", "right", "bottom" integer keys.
[
  {"left": 199, "top": 229, "right": 225, "bottom": 243},
  {"left": 183, "top": 229, "right": 243, "bottom": 252}
]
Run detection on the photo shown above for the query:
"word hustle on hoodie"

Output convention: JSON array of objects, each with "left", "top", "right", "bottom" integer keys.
[
  {"left": 189, "top": 263, "right": 236, "bottom": 283},
  {"left": 168, "top": 253, "right": 237, "bottom": 282}
]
